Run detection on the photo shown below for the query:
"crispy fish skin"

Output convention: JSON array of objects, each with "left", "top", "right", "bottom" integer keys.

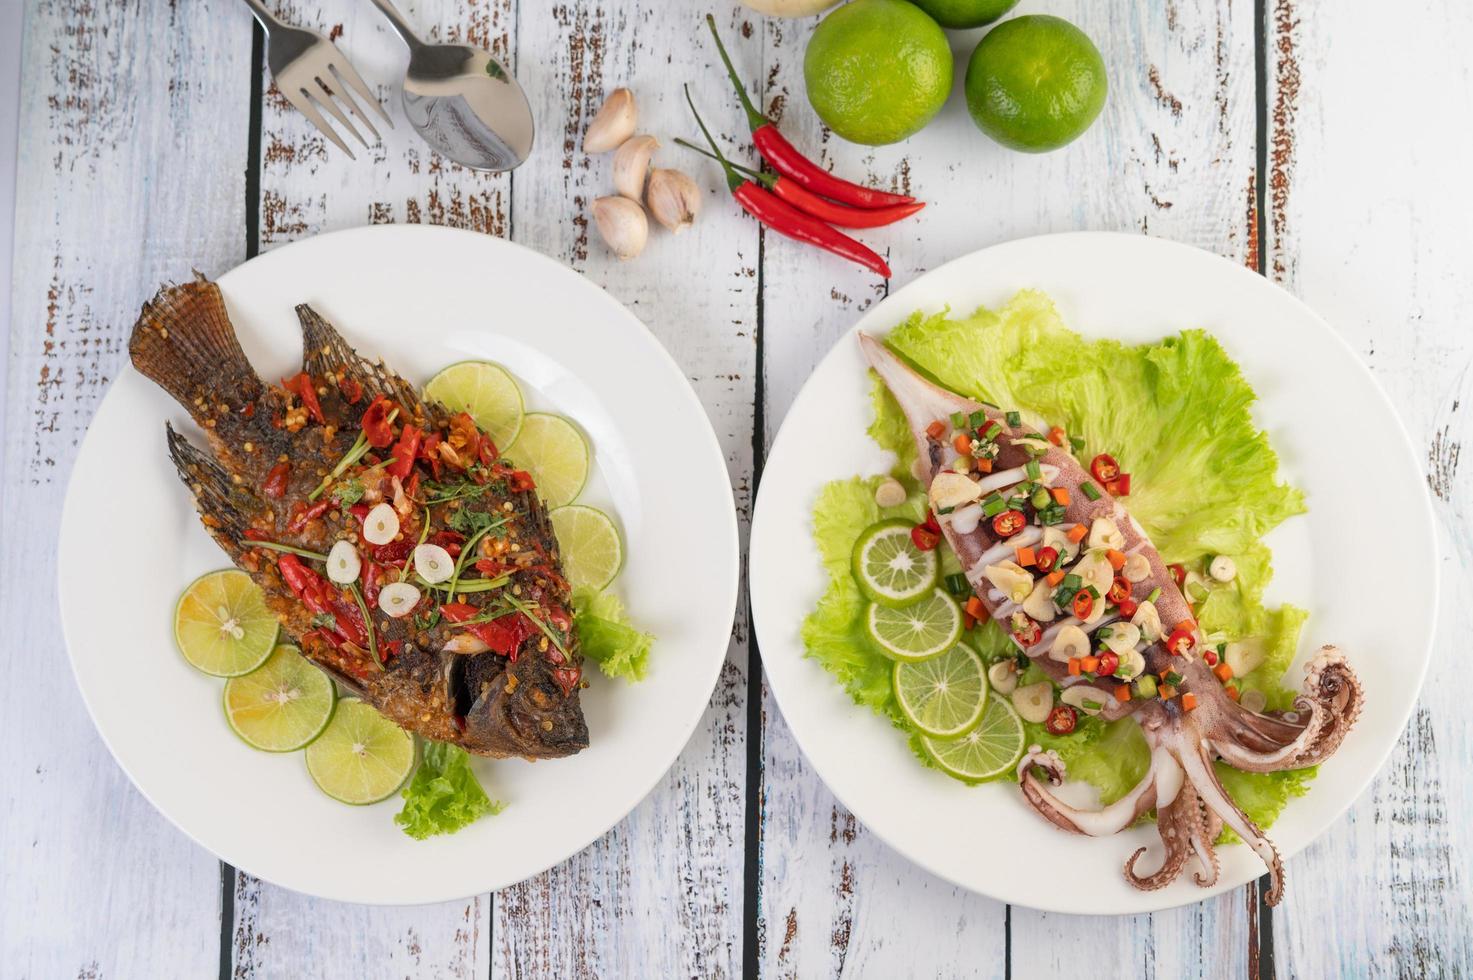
[{"left": 131, "top": 277, "right": 588, "bottom": 759}]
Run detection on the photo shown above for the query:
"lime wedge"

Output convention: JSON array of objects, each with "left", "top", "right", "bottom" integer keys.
[
  {"left": 851, "top": 518, "right": 939, "bottom": 607},
  {"left": 174, "top": 569, "right": 279, "bottom": 677},
  {"left": 893, "top": 640, "right": 988, "bottom": 738},
  {"left": 509, "top": 413, "right": 589, "bottom": 507},
  {"left": 223, "top": 645, "right": 335, "bottom": 752},
  {"left": 920, "top": 693, "right": 1026, "bottom": 783},
  {"left": 865, "top": 587, "right": 962, "bottom": 662},
  {"left": 550, "top": 504, "right": 623, "bottom": 590},
  {"left": 423, "top": 360, "right": 525, "bottom": 452},
  {"left": 304, "top": 699, "right": 416, "bottom": 805}
]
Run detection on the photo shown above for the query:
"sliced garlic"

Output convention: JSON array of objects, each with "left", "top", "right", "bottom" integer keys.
[
  {"left": 1088, "top": 517, "right": 1125, "bottom": 551},
  {"left": 1113, "top": 648, "right": 1146, "bottom": 681},
  {"left": 1061, "top": 685, "right": 1109, "bottom": 716},
  {"left": 1041, "top": 525, "right": 1075, "bottom": 566},
  {"left": 1073, "top": 550, "right": 1115, "bottom": 597},
  {"left": 583, "top": 87, "right": 637, "bottom": 154},
  {"left": 413, "top": 543, "right": 455, "bottom": 584},
  {"left": 1101, "top": 621, "right": 1141, "bottom": 656},
  {"left": 377, "top": 581, "right": 422, "bottom": 618},
  {"left": 1022, "top": 579, "right": 1058, "bottom": 623},
  {"left": 1130, "top": 600, "right": 1163, "bottom": 643},
  {"left": 1122, "top": 552, "right": 1151, "bottom": 583},
  {"left": 1224, "top": 638, "right": 1266, "bottom": 677},
  {"left": 983, "top": 561, "right": 1034, "bottom": 604},
  {"left": 929, "top": 471, "right": 983, "bottom": 510},
  {"left": 362, "top": 503, "right": 400, "bottom": 545},
  {"left": 1011, "top": 681, "right": 1054, "bottom": 724},
  {"left": 950, "top": 502, "right": 983, "bottom": 535},
  {"left": 1209, "top": 555, "right": 1238, "bottom": 582},
  {"left": 1048, "top": 623, "right": 1089, "bottom": 663},
  {"left": 873, "top": 478, "right": 907, "bottom": 509},
  {"left": 613, "top": 134, "right": 659, "bottom": 203},
  {"left": 988, "top": 660, "right": 1019, "bottom": 695},
  {"left": 1012, "top": 434, "right": 1053, "bottom": 456},
  {"left": 326, "top": 540, "right": 361, "bottom": 584}
]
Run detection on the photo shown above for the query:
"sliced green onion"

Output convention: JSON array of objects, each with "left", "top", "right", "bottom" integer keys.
[
  {"left": 1069, "top": 435, "right": 1087, "bottom": 453},
  {"left": 1081, "top": 482, "right": 1102, "bottom": 501},
  {"left": 422, "top": 574, "right": 509, "bottom": 594},
  {"left": 1134, "top": 675, "right": 1158, "bottom": 698},
  {"left": 1030, "top": 486, "right": 1051, "bottom": 510},
  {"left": 309, "top": 431, "right": 371, "bottom": 501},
  {"left": 968, "top": 409, "right": 987, "bottom": 428},
  {"left": 1025, "top": 460, "right": 1042, "bottom": 481},
  {"left": 944, "top": 573, "right": 968, "bottom": 595},
  {"left": 1147, "top": 587, "right": 1162, "bottom": 603},
  {"left": 950, "top": 412, "right": 967, "bottom": 429},
  {"left": 346, "top": 582, "right": 380, "bottom": 669},
  {"left": 242, "top": 539, "right": 330, "bottom": 562},
  {"left": 982, "top": 493, "right": 1008, "bottom": 517},
  {"left": 1061, "top": 573, "right": 1082, "bottom": 590},
  {"left": 1006, "top": 410, "right": 1022, "bottom": 428},
  {"left": 1082, "top": 699, "right": 1102, "bottom": 711},
  {"left": 1084, "top": 585, "right": 1100, "bottom": 599},
  {"left": 1165, "top": 671, "right": 1184, "bottom": 687}
]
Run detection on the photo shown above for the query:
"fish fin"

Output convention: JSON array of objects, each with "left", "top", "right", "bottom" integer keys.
[
  {"left": 166, "top": 423, "right": 257, "bottom": 556},
  {"left": 295, "top": 304, "right": 439, "bottom": 424},
  {"left": 129, "top": 278, "right": 267, "bottom": 423},
  {"left": 858, "top": 332, "right": 980, "bottom": 427}
]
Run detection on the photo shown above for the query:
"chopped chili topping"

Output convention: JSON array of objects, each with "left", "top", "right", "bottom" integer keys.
[
  {"left": 1044, "top": 705, "right": 1078, "bottom": 735},
  {"left": 1090, "top": 453, "right": 1120, "bottom": 483},
  {"left": 991, "top": 510, "right": 1026, "bottom": 538},
  {"left": 360, "top": 396, "right": 396, "bottom": 448}
]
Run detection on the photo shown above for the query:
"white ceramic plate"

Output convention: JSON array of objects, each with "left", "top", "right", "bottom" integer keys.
[
  {"left": 750, "top": 232, "right": 1437, "bottom": 914},
  {"left": 59, "top": 225, "right": 739, "bottom": 904}
]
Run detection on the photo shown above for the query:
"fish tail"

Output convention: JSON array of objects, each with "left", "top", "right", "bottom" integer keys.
[
  {"left": 129, "top": 277, "right": 266, "bottom": 422},
  {"left": 166, "top": 423, "right": 257, "bottom": 556},
  {"left": 296, "top": 304, "right": 434, "bottom": 423}
]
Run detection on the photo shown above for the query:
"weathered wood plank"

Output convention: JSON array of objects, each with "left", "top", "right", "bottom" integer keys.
[
  {"left": 493, "top": 4, "right": 755, "bottom": 976},
  {"left": 754, "top": 0, "right": 1261, "bottom": 974},
  {"left": 1263, "top": 1, "right": 1473, "bottom": 975},
  {"left": 0, "top": 1, "right": 252, "bottom": 975}
]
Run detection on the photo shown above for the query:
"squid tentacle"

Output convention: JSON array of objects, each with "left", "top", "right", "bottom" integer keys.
[
  {"left": 1017, "top": 744, "right": 1172, "bottom": 837},
  {"left": 1184, "top": 782, "right": 1221, "bottom": 887},
  {"left": 1210, "top": 646, "right": 1362, "bottom": 773},
  {"left": 1123, "top": 773, "right": 1199, "bottom": 890}
]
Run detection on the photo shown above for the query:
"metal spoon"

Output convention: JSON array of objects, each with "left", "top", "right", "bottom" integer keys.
[{"left": 367, "top": 0, "right": 534, "bottom": 172}]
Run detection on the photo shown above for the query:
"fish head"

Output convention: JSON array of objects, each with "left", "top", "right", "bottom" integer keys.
[{"left": 454, "top": 652, "right": 589, "bottom": 759}]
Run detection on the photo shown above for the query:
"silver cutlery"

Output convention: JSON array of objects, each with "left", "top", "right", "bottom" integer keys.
[
  {"left": 366, "top": 0, "right": 535, "bottom": 172},
  {"left": 240, "top": 0, "right": 392, "bottom": 158}
]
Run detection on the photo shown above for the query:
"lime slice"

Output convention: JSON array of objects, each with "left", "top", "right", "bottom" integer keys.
[
  {"left": 893, "top": 640, "right": 988, "bottom": 739},
  {"left": 223, "top": 645, "right": 336, "bottom": 752},
  {"left": 423, "top": 360, "right": 525, "bottom": 452},
  {"left": 509, "top": 413, "right": 589, "bottom": 507},
  {"left": 550, "top": 504, "right": 623, "bottom": 590},
  {"left": 864, "top": 587, "right": 962, "bottom": 662},
  {"left": 174, "top": 569, "right": 279, "bottom": 677},
  {"left": 921, "top": 693, "right": 1025, "bottom": 783},
  {"left": 304, "top": 699, "right": 416, "bottom": 805},
  {"left": 851, "top": 518, "right": 939, "bottom": 607}
]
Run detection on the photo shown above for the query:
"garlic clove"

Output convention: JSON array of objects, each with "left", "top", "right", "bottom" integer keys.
[
  {"left": 377, "top": 581, "right": 422, "bottom": 618},
  {"left": 591, "top": 196, "right": 648, "bottom": 261},
  {"left": 1224, "top": 638, "right": 1266, "bottom": 677},
  {"left": 1130, "top": 600, "right": 1163, "bottom": 643},
  {"left": 583, "top": 88, "right": 637, "bottom": 154},
  {"left": 1022, "top": 579, "right": 1057, "bottom": 623},
  {"left": 362, "top": 503, "right": 400, "bottom": 546},
  {"left": 1122, "top": 552, "right": 1151, "bottom": 583},
  {"left": 983, "top": 560, "right": 1034, "bottom": 604},
  {"left": 1049, "top": 623, "right": 1089, "bottom": 662},
  {"left": 646, "top": 168, "right": 702, "bottom": 233},
  {"left": 1088, "top": 517, "right": 1125, "bottom": 551},
  {"left": 988, "top": 659, "right": 1019, "bottom": 695},
  {"left": 1209, "top": 555, "right": 1238, "bottom": 582},
  {"left": 1101, "top": 621, "right": 1141, "bottom": 656},
  {"left": 326, "top": 540, "right": 362, "bottom": 585},
  {"left": 873, "top": 478, "right": 907, "bottom": 509},
  {"left": 412, "top": 543, "right": 455, "bottom": 584},
  {"left": 1011, "top": 681, "right": 1054, "bottom": 724},
  {"left": 613, "top": 134, "right": 659, "bottom": 203},
  {"left": 1061, "top": 685, "right": 1109, "bottom": 716},
  {"left": 929, "top": 471, "right": 982, "bottom": 510}
]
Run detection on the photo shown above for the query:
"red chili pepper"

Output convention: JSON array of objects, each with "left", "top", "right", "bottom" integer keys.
[
  {"left": 440, "top": 602, "right": 479, "bottom": 622},
  {"left": 387, "top": 424, "right": 421, "bottom": 480},
  {"left": 1034, "top": 546, "right": 1059, "bottom": 574},
  {"left": 360, "top": 396, "right": 396, "bottom": 449},
  {"left": 373, "top": 537, "right": 415, "bottom": 566},
  {"left": 1168, "top": 563, "right": 1188, "bottom": 590},
  {"left": 340, "top": 376, "right": 364, "bottom": 404},
  {"left": 262, "top": 461, "right": 291, "bottom": 499},
  {"left": 477, "top": 434, "right": 499, "bottom": 465},
  {"left": 1045, "top": 705, "right": 1078, "bottom": 735},
  {"left": 508, "top": 469, "right": 537, "bottom": 492},
  {"left": 281, "top": 372, "right": 324, "bottom": 424},
  {"left": 286, "top": 498, "right": 331, "bottom": 534},
  {"left": 1115, "top": 597, "right": 1139, "bottom": 620},
  {"left": 911, "top": 524, "right": 940, "bottom": 552},
  {"left": 1072, "top": 590, "right": 1094, "bottom": 620},
  {"left": 1096, "top": 651, "right": 1120, "bottom": 677},
  {"left": 475, "top": 558, "right": 511, "bottom": 577},
  {"left": 1090, "top": 454, "right": 1120, "bottom": 484},
  {"left": 361, "top": 562, "right": 382, "bottom": 608},
  {"left": 430, "top": 529, "right": 464, "bottom": 556},
  {"left": 992, "top": 510, "right": 1026, "bottom": 538},
  {"left": 923, "top": 510, "right": 941, "bottom": 533},
  {"left": 277, "top": 554, "right": 365, "bottom": 645},
  {"left": 1104, "top": 474, "right": 1132, "bottom": 497},
  {"left": 1166, "top": 627, "right": 1196, "bottom": 656},
  {"left": 1009, "top": 614, "right": 1042, "bottom": 648},
  {"left": 461, "top": 612, "right": 535, "bottom": 660},
  {"left": 1107, "top": 577, "right": 1131, "bottom": 605}
]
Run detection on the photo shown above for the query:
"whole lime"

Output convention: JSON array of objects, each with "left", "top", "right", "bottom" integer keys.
[
  {"left": 804, "top": 0, "right": 953, "bottom": 146},
  {"left": 907, "top": 0, "right": 1019, "bottom": 30},
  {"left": 964, "top": 15, "right": 1107, "bottom": 153}
]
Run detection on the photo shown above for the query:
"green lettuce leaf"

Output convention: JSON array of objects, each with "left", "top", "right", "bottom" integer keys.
[
  {"left": 395, "top": 741, "right": 504, "bottom": 840},
  {"left": 574, "top": 587, "right": 655, "bottom": 682}
]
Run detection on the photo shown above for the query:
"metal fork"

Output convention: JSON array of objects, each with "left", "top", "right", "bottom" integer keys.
[{"left": 240, "top": 0, "right": 392, "bottom": 158}]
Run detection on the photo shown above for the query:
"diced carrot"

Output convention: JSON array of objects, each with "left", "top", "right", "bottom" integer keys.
[
  {"left": 1182, "top": 692, "right": 1199, "bottom": 711},
  {"left": 952, "top": 432, "right": 973, "bottom": 455},
  {"left": 1114, "top": 685, "right": 1131, "bottom": 702},
  {"left": 975, "top": 457, "right": 993, "bottom": 474},
  {"left": 1067, "top": 658, "right": 1082, "bottom": 676},
  {"left": 1047, "top": 426, "right": 1066, "bottom": 446},
  {"left": 1160, "top": 684, "right": 1177, "bottom": 700},
  {"left": 1046, "top": 570, "right": 1065, "bottom": 587},
  {"left": 1106, "top": 549, "right": 1126, "bottom": 570},
  {"left": 926, "top": 420, "right": 946, "bottom": 439},
  {"left": 1225, "top": 686, "right": 1241, "bottom": 702},
  {"left": 964, "top": 596, "right": 986, "bottom": 619},
  {"left": 1051, "top": 487, "right": 1070, "bottom": 506},
  {"left": 1175, "top": 620, "right": 1196, "bottom": 634},
  {"left": 1016, "top": 546, "right": 1037, "bottom": 567},
  {"left": 1080, "top": 655, "right": 1100, "bottom": 674},
  {"left": 1066, "top": 524, "right": 1088, "bottom": 543},
  {"left": 1214, "top": 663, "right": 1234, "bottom": 682}
]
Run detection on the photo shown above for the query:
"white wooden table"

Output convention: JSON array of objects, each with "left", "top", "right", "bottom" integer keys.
[{"left": 3, "top": 1, "right": 1471, "bottom": 976}]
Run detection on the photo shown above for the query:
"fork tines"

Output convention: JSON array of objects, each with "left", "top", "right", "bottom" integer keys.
[{"left": 275, "top": 37, "right": 392, "bottom": 159}]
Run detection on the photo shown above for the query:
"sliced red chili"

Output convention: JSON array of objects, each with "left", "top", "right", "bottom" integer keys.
[
  {"left": 1090, "top": 454, "right": 1120, "bottom": 483},
  {"left": 286, "top": 498, "right": 331, "bottom": 534},
  {"left": 1115, "top": 597, "right": 1139, "bottom": 620},
  {"left": 923, "top": 510, "right": 941, "bottom": 533},
  {"left": 1045, "top": 705, "right": 1078, "bottom": 735},
  {"left": 1009, "top": 614, "right": 1042, "bottom": 648},
  {"left": 262, "top": 461, "right": 291, "bottom": 499},
  {"left": 1096, "top": 651, "right": 1121, "bottom": 677},
  {"left": 992, "top": 510, "right": 1026, "bottom": 538},
  {"left": 359, "top": 396, "right": 396, "bottom": 448},
  {"left": 1104, "top": 474, "right": 1132, "bottom": 497},
  {"left": 439, "top": 602, "right": 479, "bottom": 623},
  {"left": 340, "top": 376, "right": 364, "bottom": 404},
  {"left": 1166, "top": 626, "right": 1196, "bottom": 656},
  {"left": 1168, "top": 563, "right": 1188, "bottom": 590},
  {"left": 387, "top": 424, "right": 421, "bottom": 480},
  {"left": 509, "top": 470, "right": 537, "bottom": 492},
  {"left": 372, "top": 537, "right": 415, "bottom": 566},
  {"left": 1071, "top": 590, "right": 1095, "bottom": 620},
  {"left": 1107, "top": 577, "right": 1131, "bottom": 605},
  {"left": 911, "top": 525, "right": 941, "bottom": 552},
  {"left": 1034, "top": 546, "right": 1060, "bottom": 574},
  {"left": 281, "top": 372, "right": 324, "bottom": 424}
]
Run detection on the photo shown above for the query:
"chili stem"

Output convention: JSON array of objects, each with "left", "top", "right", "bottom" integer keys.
[
  {"left": 705, "top": 14, "right": 768, "bottom": 132},
  {"left": 421, "top": 575, "right": 510, "bottom": 594},
  {"left": 684, "top": 85, "right": 744, "bottom": 192},
  {"left": 505, "top": 594, "right": 570, "bottom": 659},
  {"left": 674, "top": 138, "right": 769, "bottom": 184},
  {"left": 347, "top": 581, "right": 381, "bottom": 669},
  {"left": 243, "top": 539, "right": 330, "bottom": 562}
]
